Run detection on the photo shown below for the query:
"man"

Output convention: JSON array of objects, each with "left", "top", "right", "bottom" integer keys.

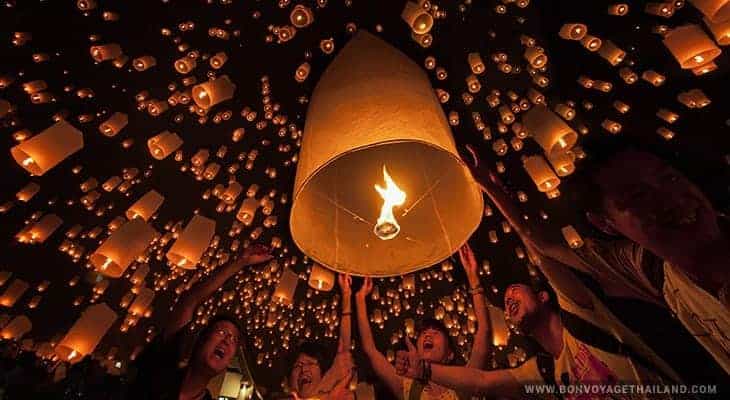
[
  {"left": 396, "top": 276, "right": 674, "bottom": 399},
  {"left": 465, "top": 143, "right": 730, "bottom": 373},
  {"left": 286, "top": 274, "right": 355, "bottom": 400},
  {"left": 355, "top": 244, "right": 491, "bottom": 400},
  {"left": 130, "top": 243, "right": 272, "bottom": 400}
]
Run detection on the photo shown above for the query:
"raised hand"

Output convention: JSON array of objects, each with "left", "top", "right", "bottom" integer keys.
[
  {"left": 458, "top": 243, "right": 480, "bottom": 288},
  {"left": 338, "top": 274, "right": 352, "bottom": 298},
  {"left": 356, "top": 276, "right": 373, "bottom": 300},
  {"left": 237, "top": 243, "right": 273, "bottom": 267},
  {"left": 396, "top": 337, "right": 424, "bottom": 379}
]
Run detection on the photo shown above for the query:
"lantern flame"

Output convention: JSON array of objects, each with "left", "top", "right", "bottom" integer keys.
[
  {"left": 373, "top": 166, "right": 406, "bottom": 240},
  {"left": 101, "top": 257, "right": 113, "bottom": 270},
  {"left": 22, "top": 157, "right": 34, "bottom": 166},
  {"left": 68, "top": 349, "right": 78, "bottom": 360}
]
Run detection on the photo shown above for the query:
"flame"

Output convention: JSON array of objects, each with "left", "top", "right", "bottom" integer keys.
[
  {"left": 22, "top": 157, "right": 34, "bottom": 166},
  {"left": 101, "top": 257, "right": 113, "bottom": 270},
  {"left": 373, "top": 166, "right": 406, "bottom": 240},
  {"left": 68, "top": 349, "right": 78, "bottom": 360}
]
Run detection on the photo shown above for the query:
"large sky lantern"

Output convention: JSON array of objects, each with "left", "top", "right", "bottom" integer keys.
[
  {"left": 290, "top": 31, "right": 483, "bottom": 277},
  {"left": 690, "top": 0, "right": 730, "bottom": 22},
  {"left": 166, "top": 215, "right": 216, "bottom": 269},
  {"left": 11, "top": 120, "right": 84, "bottom": 176},
  {"left": 521, "top": 105, "right": 578, "bottom": 157},
  {"left": 0, "top": 315, "right": 32, "bottom": 340},
  {"left": 55, "top": 303, "right": 117, "bottom": 364},
  {"left": 90, "top": 219, "right": 158, "bottom": 278},
  {"left": 125, "top": 190, "right": 165, "bottom": 221},
  {"left": 663, "top": 25, "right": 722, "bottom": 69}
]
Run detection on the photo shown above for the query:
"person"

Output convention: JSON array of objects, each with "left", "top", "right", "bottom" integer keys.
[
  {"left": 464, "top": 143, "right": 730, "bottom": 373},
  {"left": 355, "top": 244, "right": 491, "bottom": 400},
  {"left": 286, "top": 274, "right": 356, "bottom": 400},
  {"left": 129, "top": 243, "right": 272, "bottom": 400},
  {"left": 395, "top": 275, "right": 675, "bottom": 399}
]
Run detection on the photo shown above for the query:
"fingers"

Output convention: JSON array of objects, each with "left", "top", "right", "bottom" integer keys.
[
  {"left": 346, "top": 274, "right": 352, "bottom": 286},
  {"left": 405, "top": 336, "right": 417, "bottom": 353}
]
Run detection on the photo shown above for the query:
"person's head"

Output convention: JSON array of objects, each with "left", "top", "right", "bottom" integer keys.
[
  {"left": 573, "top": 144, "right": 719, "bottom": 258},
  {"left": 503, "top": 278, "right": 559, "bottom": 335},
  {"left": 415, "top": 318, "right": 454, "bottom": 363},
  {"left": 190, "top": 314, "right": 242, "bottom": 376},
  {"left": 288, "top": 341, "right": 328, "bottom": 396}
]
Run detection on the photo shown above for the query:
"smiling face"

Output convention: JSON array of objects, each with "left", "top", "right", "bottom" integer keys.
[
  {"left": 194, "top": 320, "right": 239, "bottom": 374},
  {"left": 504, "top": 284, "right": 546, "bottom": 334},
  {"left": 593, "top": 149, "right": 719, "bottom": 258},
  {"left": 289, "top": 352, "right": 322, "bottom": 397},
  {"left": 416, "top": 327, "right": 452, "bottom": 363}
]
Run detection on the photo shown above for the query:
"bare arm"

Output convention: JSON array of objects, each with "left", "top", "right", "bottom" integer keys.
[
  {"left": 165, "top": 244, "right": 272, "bottom": 339},
  {"left": 465, "top": 145, "right": 587, "bottom": 270},
  {"left": 356, "top": 278, "right": 404, "bottom": 400},
  {"left": 337, "top": 274, "right": 352, "bottom": 354},
  {"left": 430, "top": 364, "right": 523, "bottom": 399},
  {"left": 459, "top": 244, "right": 492, "bottom": 370}
]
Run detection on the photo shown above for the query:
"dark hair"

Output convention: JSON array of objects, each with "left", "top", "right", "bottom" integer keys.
[
  {"left": 288, "top": 341, "right": 330, "bottom": 373},
  {"left": 507, "top": 267, "right": 560, "bottom": 312},
  {"left": 192, "top": 313, "right": 243, "bottom": 357},
  {"left": 417, "top": 317, "right": 456, "bottom": 357}
]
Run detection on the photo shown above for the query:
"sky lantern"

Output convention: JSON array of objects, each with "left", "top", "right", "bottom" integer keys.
[
  {"left": 166, "top": 215, "right": 216, "bottom": 269},
  {"left": 11, "top": 120, "right": 84, "bottom": 176},
  {"left": 90, "top": 219, "right": 157, "bottom": 278},
  {"left": 290, "top": 31, "right": 482, "bottom": 277},
  {"left": 55, "top": 303, "right": 117, "bottom": 364}
]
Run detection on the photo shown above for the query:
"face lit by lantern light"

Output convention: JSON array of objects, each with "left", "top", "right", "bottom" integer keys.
[{"left": 373, "top": 166, "right": 406, "bottom": 240}]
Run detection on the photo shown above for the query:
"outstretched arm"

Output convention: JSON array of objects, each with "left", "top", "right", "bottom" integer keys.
[
  {"left": 165, "top": 244, "right": 272, "bottom": 339},
  {"left": 337, "top": 274, "right": 352, "bottom": 354},
  {"left": 459, "top": 244, "right": 492, "bottom": 370},
  {"left": 355, "top": 277, "right": 404, "bottom": 400},
  {"left": 464, "top": 145, "right": 587, "bottom": 270}
]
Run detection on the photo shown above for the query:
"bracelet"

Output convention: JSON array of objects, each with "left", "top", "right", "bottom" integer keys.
[{"left": 468, "top": 286, "right": 485, "bottom": 295}]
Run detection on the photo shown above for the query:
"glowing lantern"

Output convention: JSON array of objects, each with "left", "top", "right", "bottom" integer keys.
[
  {"left": 0, "top": 99, "right": 10, "bottom": 118},
  {"left": 488, "top": 305, "right": 509, "bottom": 347},
  {"left": 132, "top": 56, "right": 156, "bottom": 71},
  {"left": 273, "top": 268, "right": 299, "bottom": 305},
  {"left": 401, "top": 1, "right": 433, "bottom": 34},
  {"left": 559, "top": 23, "right": 588, "bottom": 40},
  {"left": 166, "top": 215, "right": 216, "bottom": 269},
  {"left": 0, "top": 315, "right": 32, "bottom": 340},
  {"left": 290, "top": 4, "right": 314, "bottom": 28},
  {"left": 523, "top": 155, "right": 560, "bottom": 192},
  {"left": 0, "top": 279, "right": 29, "bottom": 307},
  {"left": 16, "top": 182, "right": 40, "bottom": 202},
  {"left": 192, "top": 75, "right": 236, "bottom": 109},
  {"left": 15, "top": 213, "right": 62, "bottom": 243},
  {"left": 608, "top": 3, "right": 630, "bottom": 15},
  {"left": 561, "top": 225, "right": 584, "bottom": 249},
  {"left": 597, "top": 40, "right": 626, "bottom": 65},
  {"left": 90, "top": 219, "right": 157, "bottom": 278},
  {"left": 236, "top": 197, "right": 259, "bottom": 225},
  {"left": 308, "top": 264, "right": 335, "bottom": 291},
  {"left": 290, "top": 31, "right": 482, "bottom": 277},
  {"left": 690, "top": 0, "right": 730, "bottom": 22},
  {"left": 468, "top": 52, "right": 485, "bottom": 74},
  {"left": 11, "top": 120, "right": 84, "bottom": 176},
  {"left": 90, "top": 44, "right": 122, "bottom": 62},
  {"left": 209, "top": 52, "right": 228, "bottom": 69},
  {"left": 126, "top": 190, "right": 164, "bottom": 221},
  {"left": 580, "top": 35, "right": 602, "bottom": 51},
  {"left": 547, "top": 152, "right": 576, "bottom": 177},
  {"left": 55, "top": 303, "right": 117, "bottom": 363},
  {"left": 148, "top": 130, "right": 183, "bottom": 160},
  {"left": 704, "top": 17, "right": 730, "bottom": 45},
  {"left": 522, "top": 105, "right": 578, "bottom": 156},
  {"left": 524, "top": 46, "right": 548, "bottom": 68},
  {"left": 174, "top": 57, "right": 197, "bottom": 74},
  {"left": 129, "top": 287, "right": 154, "bottom": 316},
  {"left": 663, "top": 25, "right": 721, "bottom": 69},
  {"left": 130, "top": 264, "right": 149, "bottom": 285}
]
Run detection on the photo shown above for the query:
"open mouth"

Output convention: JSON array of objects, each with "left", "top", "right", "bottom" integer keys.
[
  {"left": 508, "top": 301, "right": 519, "bottom": 317},
  {"left": 213, "top": 346, "right": 226, "bottom": 360},
  {"left": 422, "top": 338, "right": 434, "bottom": 351},
  {"left": 298, "top": 375, "right": 312, "bottom": 388}
]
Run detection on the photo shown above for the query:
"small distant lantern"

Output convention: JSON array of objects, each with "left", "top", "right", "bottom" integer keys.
[
  {"left": 148, "top": 130, "right": 183, "bottom": 160},
  {"left": 273, "top": 268, "right": 299, "bottom": 305},
  {"left": 126, "top": 190, "right": 164, "bottom": 221},
  {"left": 99, "top": 112, "right": 128, "bottom": 137},
  {"left": 192, "top": 75, "right": 236, "bottom": 109},
  {"left": 90, "top": 44, "right": 122, "bottom": 62},
  {"left": 561, "top": 225, "right": 584, "bottom": 249},
  {"left": 308, "top": 264, "right": 335, "bottom": 291},
  {"left": 401, "top": 1, "right": 434, "bottom": 34}
]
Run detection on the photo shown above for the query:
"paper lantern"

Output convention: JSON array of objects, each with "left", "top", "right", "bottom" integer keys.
[
  {"left": 208, "top": 371, "right": 243, "bottom": 399},
  {"left": 11, "top": 120, "right": 84, "bottom": 176},
  {"left": 524, "top": 46, "right": 548, "bottom": 68},
  {"left": 192, "top": 75, "right": 236, "bottom": 109},
  {"left": 209, "top": 52, "right": 228, "bottom": 69},
  {"left": 222, "top": 182, "right": 243, "bottom": 204},
  {"left": 166, "top": 215, "right": 216, "bottom": 269},
  {"left": 16, "top": 213, "right": 62, "bottom": 243},
  {"left": 273, "top": 268, "right": 299, "bottom": 305},
  {"left": 290, "top": 4, "right": 314, "bottom": 28},
  {"left": 523, "top": 155, "right": 560, "bottom": 192},
  {"left": 704, "top": 17, "right": 730, "bottom": 44},
  {"left": 126, "top": 190, "right": 164, "bottom": 221},
  {"left": 90, "top": 219, "right": 157, "bottom": 278},
  {"left": 468, "top": 52, "right": 485, "bottom": 74},
  {"left": 174, "top": 56, "right": 197, "bottom": 74},
  {"left": 98, "top": 112, "right": 128, "bottom": 138},
  {"left": 130, "top": 264, "right": 149, "bottom": 285},
  {"left": 663, "top": 25, "right": 722, "bottom": 69},
  {"left": 90, "top": 44, "right": 122, "bottom": 62},
  {"left": 55, "top": 303, "right": 117, "bottom": 363},
  {"left": 0, "top": 279, "right": 29, "bottom": 307},
  {"left": 561, "top": 225, "right": 584, "bottom": 249},
  {"left": 597, "top": 40, "right": 626, "bottom": 65},
  {"left": 16, "top": 182, "right": 40, "bottom": 202},
  {"left": 401, "top": 1, "right": 433, "bottom": 34},
  {"left": 0, "top": 99, "right": 10, "bottom": 118},
  {"left": 0, "top": 315, "right": 32, "bottom": 340},
  {"left": 608, "top": 3, "right": 630, "bottom": 15},
  {"left": 148, "top": 130, "right": 183, "bottom": 160},
  {"left": 488, "top": 305, "right": 509, "bottom": 347},
  {"left": 236, "top": 197, "right": 259, "bottom": 225},
  {"left": 690, "top": 0, "right": 730, "bottom": 22},
  {"left": 308, "top": 264, "right": 335, "bottom": 291},
  {"left": 547, "top": 152, "right": 575, "bottom": 177},
  {"left": 132, "top": 56, "right": 156, "bottom": 71},
  {"left": 290, "top": 31, "right": 482, "bottom": 277},
  {"left": 580, "top": 35, "right": 602, "bottom": 51},
  {"left": 522, "top": 105, "right": 578, "bottom": 156},
  {"left": 129, "top": 287, "right": 154, "bottom": 316},
  {"left": 0, "top": 271, "right": 12, "bottom": 286},
  {"left": 559, "top": 23, "right": 588, "bottom": 40}
]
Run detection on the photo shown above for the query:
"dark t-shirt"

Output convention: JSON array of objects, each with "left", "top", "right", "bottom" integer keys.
[{"left": 129, "top": 326, "right": 212, "bottom": 400}]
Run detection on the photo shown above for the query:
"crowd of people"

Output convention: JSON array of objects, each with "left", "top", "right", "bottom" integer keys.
[{"left": 1, "top": 143, "right": 728, "bottom": 399}]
